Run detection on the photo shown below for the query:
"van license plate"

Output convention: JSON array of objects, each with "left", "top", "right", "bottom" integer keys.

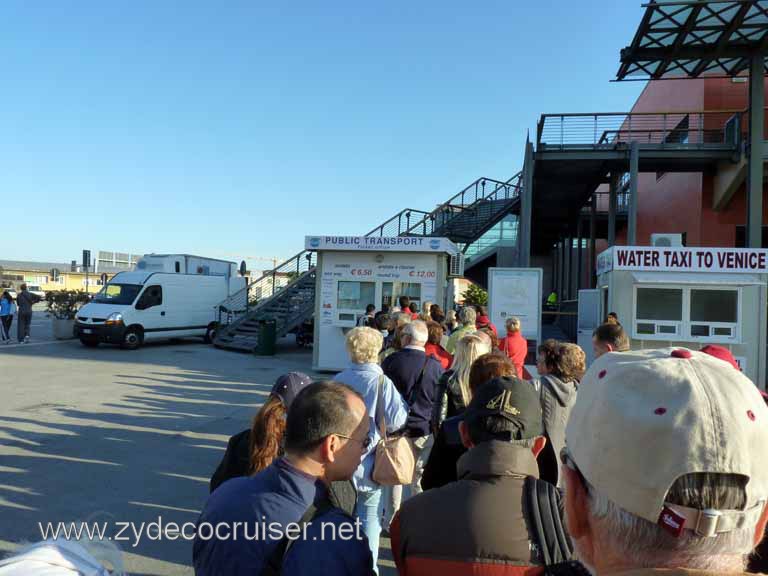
[{"left": 83, "top": 329, "right": 93, "bottom": 334}]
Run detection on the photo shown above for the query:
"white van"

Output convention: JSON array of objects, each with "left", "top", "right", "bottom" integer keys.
[{"left": 74, "top": 271, "right": 241, "bottom": 349}]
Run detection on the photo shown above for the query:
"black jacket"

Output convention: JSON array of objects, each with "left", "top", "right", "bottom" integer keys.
[{"left": 381, "top": 348, "right": 444, "bottom": 437}]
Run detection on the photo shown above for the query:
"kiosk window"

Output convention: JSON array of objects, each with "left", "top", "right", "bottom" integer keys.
[
  {"left": 636, "top": 288, "right": 682, "bottom": 321},
  {"left": 338, "top": 281, "right": 375, "bottom": 310},
  {"left": 382, "top": 282, "right": 422, "bottom": 309},
  {"left": 690, "top": 289, "right": 737, "bottom": 323}
]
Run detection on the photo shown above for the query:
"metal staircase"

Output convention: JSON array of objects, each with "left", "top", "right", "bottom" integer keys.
[{"left": 213, "top": 172, "right": 522, "bottom": 353}]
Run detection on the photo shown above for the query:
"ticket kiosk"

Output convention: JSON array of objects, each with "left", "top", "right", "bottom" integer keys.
[
  {"left": 306, "top": 236, "right": 459, "bottom": 371},
  {"left": 596, "top": 246, "right": 768, "bottom": 386}
]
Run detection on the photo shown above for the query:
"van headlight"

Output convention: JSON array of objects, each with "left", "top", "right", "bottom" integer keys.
[{"left": 105, "top": 312, "right": 124, "bottom": 326}]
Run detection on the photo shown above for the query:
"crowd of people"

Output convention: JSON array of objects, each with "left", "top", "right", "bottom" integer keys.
[
  {"left": 0, "top": 284, "right": 40, "bottom": 344},
  {"left": 188, "top": 300, "right": 768, "bottom": 576},
  {"left": 5, "top": 299, "right": 768, "bottom": 576}
]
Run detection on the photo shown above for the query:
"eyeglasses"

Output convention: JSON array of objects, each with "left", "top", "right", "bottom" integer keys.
[{"left": 334, "top": 433, "right": 372, "bottom": 451}]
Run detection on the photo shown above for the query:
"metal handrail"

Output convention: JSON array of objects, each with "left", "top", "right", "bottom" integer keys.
[
  {"left": 215, "top": 174, "right": 521, "bottom": 324},
  {"left": 536, "top": 110, "right": 743, "bottom": 150},
  {"left": 403, "top": 173, "right": 523, "bottom": 237}
]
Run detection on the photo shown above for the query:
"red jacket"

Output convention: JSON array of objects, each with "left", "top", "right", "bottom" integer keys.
[
  {"left": 425, "top": 343, "right": 452, "bottom": 370},
  {"left": 498, "top": 331, "right": 528, "bottom": 379}
]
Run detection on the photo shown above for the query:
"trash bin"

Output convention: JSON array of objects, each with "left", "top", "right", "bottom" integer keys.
[{"left": 255, "top": 319, "right": 277, "bottom": 356}]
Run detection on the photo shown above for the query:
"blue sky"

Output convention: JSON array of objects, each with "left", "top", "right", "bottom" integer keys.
[{"left": 1, "top": 1, "right": 645, "bottom": 268}]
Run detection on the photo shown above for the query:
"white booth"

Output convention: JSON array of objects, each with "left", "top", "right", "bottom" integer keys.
[
  {"left": 306, "top": 235, "right": 459, "bottom": 372},
  {"left": 596, "top": 245, "right": 768, "bottom": 386}
]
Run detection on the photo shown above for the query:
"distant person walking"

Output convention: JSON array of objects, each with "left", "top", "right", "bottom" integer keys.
[
  {"left": 0, "top": 291, "right": 13, "bottom": 343},
  {"left": 16, "top": 284, "right": 40, "bottom": 343}
]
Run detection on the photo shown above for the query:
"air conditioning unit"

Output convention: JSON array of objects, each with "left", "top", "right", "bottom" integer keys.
[
  {"left": 650, "top": 233, "right": 684, "bottom": 247},
  {"left": 448, "top": 253, "right": 465, "bottom": 277}
]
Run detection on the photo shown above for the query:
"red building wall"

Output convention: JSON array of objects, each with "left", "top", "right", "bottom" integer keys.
[{"left": 616, "top": 77, "right": 766, "bottom": 248}]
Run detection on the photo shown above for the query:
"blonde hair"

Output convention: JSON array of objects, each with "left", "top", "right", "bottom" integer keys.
[
  {"left": 505, "top": 316, "right": 521, "bottom": 334},
  {"left": 419, "top": 300, "right": 433, "bottom": 322},
  {"left": 394, "top": 312, "right": 412, "bottom": 328},
  {"left": 346, "top": 327, "right": 384, "bottom": 364},
  {"left": 556, "top": 342, "right": 586, "bottom": 382},
  {"left": 450, "top": 333, "right": 492, "bottom": 406}
]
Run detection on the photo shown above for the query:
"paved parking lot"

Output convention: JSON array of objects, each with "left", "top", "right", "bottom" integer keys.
[{"left": 0, "top": 334, "right": 397, "bottom": 575}]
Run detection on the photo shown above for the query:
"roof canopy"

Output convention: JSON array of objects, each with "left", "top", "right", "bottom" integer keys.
[{"left": 617, "top": 0, "right": 768, "bottom": 80}]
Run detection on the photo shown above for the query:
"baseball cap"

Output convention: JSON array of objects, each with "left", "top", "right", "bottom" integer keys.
[
  {"left": 463, "top": 376, "right": 543, "bottom": 440},
  {"left": 270, "top": 372, "right": 313, "bottom": 409},
  {"left": 700, "top": 344, "right": 740, "bottom": 371},
  {"left": 565, "top": 347, "right": 768, "bottom": 538}
]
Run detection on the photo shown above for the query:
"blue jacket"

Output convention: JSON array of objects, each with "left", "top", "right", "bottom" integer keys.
[
  {"left": 193, "top": 458, "right": 369, "bottom": 575},
  {"left": 334, "top": 363, "right": 408, "bottom": 492},
  {"left": 282, "top": 508, "right": 373, "bottom": 575},
  {"left": 382, "top": 348, "right": 444, "bottom": 437},
  {"left": 0, "top": 299, "right": 11, "bottom": 316}
]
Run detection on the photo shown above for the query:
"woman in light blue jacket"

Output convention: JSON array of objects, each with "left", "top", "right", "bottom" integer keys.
[
  {"left": 0, "top": 291, "right": 14, "bottom": 343},
  {"left": 334, "top": 326, "right": 408, "bottom": 573}
]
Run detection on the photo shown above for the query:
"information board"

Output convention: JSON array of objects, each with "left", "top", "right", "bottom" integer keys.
[{"left": 488, "top": 268, "right": 543, "bottom": 346}]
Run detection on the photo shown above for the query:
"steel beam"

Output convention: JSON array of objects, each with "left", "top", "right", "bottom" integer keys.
[
  {"left": 628, "top": 141, "right": 640, "bottom": 245},
  {"left": 565, "top": 236, "right": 573, "bottom": 300},
  {"left": 748, "top": 54, "right": 765, "bottom": 248},
  {"left": 576, "top": 218, "right": 583, "bottom": 291},
  {"left": 609, "top": 172, "right": 619, "bottom": 246},
  {"left": 590, "top": 195, "right": 597, "bottom": 289},
  {"left": 519, "top": 140, "right": 534, "bottom": 266}
]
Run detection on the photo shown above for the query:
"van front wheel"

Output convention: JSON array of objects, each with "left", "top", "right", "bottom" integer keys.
[
  {"left": 122, "top": 328, "right": 143, "bottom": 350},
  {"left": 204, "top": 324, "right": 218, "bottom": 344}
]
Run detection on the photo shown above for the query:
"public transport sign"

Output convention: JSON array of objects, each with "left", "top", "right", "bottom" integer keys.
[
  {"left": 597, "top": 246, "right": 768, "bottom": 275},
  {"left": 305, "top": 235, "right": 459, "bottom": 255}
]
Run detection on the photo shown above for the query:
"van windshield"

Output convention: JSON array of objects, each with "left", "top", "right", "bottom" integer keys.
[{"left": 93, "top": 284, "right": 142, "bottom": 305}]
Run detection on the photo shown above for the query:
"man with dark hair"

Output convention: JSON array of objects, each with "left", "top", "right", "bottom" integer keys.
[
  {"left": 398, "top": 295, "right": 412, "bottom": 315},
  {"left": 357, "top": 304, "right": 376, "bottom": 327},
  {"left": 392, "top": 377, "right": 571, "bottom": 574},
  {"left": 592, "top": 322, "right": 630, "bottom": 359},
  {"left": 193, "top": 382, "right": 374, "bottom": 576}
]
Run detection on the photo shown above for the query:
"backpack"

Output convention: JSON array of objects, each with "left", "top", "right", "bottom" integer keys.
[{"left": 524, "top": 476, "right": 573, "bottom": 565}]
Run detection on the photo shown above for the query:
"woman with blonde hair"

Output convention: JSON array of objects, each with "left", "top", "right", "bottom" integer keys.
[
  {"left": 532, "top": 340, "right": 584, "bottom": 487},
  {"left": 335, "top": 326, "right": 408, "bottom": 568},
  {"left": 418, "top": 300, "right": 433, "bottom": 322},
  {"left": 431, "top": 333, "right": 490, "bottom": 431}
]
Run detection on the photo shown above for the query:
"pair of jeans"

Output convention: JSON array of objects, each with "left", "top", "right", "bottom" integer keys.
[
  {"left": 17, "top": 312, "right": 32, "bottom": 341},
  {"left": 0, "top": 316, "right": 11, "bottom": 340},
  {"left": 355, "top": 488, "right": 382, "bottom": 574},
  {"left": 383, "top": 434, "right": 434, "bottom": 528}
]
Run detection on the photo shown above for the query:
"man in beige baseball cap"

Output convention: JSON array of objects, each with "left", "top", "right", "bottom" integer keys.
[{"left": 561, "top": 347, "right": 768, "bottom": 575}]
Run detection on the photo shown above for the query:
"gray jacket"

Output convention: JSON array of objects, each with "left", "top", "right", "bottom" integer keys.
[
  {"left": 17, "top": 290, "right": 40, "bottom": 314},
  {"left": 532, "top": 374, "right": 578, "bottom": 484}
]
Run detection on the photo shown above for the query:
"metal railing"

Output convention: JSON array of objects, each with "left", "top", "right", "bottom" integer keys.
[
  {"left": 216, "top": 173, "right": 522, "bottom": 325},
  {"left": 536, "top": 111, "right": 742, "bottom": 150},
  {"left": 399, "top": 173, "right": 523, "bottom": 238}
]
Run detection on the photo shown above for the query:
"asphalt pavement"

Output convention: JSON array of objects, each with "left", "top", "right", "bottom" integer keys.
[{"left": 0, "top": 330, "right": 397, "bottom": 575}]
